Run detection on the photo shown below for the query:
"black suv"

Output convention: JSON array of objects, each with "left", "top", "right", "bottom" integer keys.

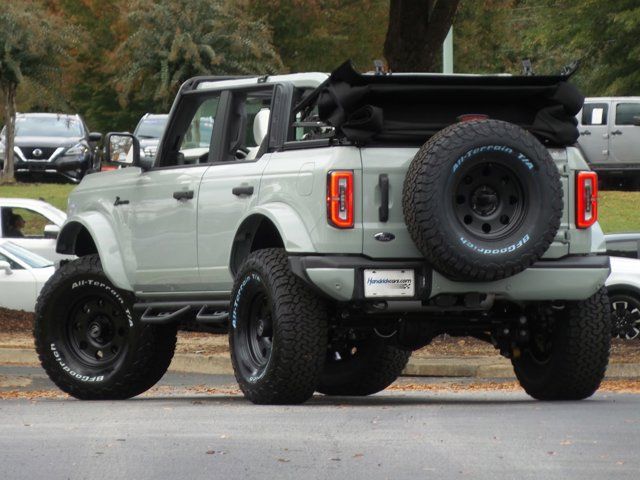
[{"left": 0, "top": 113, "right": 102, "bottom": 183}]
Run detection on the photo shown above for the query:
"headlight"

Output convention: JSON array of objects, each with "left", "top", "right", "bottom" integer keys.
[{"left": 65, "top": 143, "right": 88, "bottom": 156}]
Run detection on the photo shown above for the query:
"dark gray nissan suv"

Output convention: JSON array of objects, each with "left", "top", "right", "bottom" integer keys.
[{"left": 0, "top": 113, "right": 102, "bottom": 183}]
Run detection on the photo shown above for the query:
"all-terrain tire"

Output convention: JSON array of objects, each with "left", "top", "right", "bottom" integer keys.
[
  {"left": 403, "top": 119, "right": 563, "bottom": 281},
  {"left": 34, "top": 255, "right": 177, "bottom": 400},
  {"left": 317, "top": 337, "right": 411, "bottom": 396},
  {"left": 512, "top": 288, "right": 611, "bottom": 400},
  {"left": 229, "top": 249, "right": 328, "bottom": 404}
]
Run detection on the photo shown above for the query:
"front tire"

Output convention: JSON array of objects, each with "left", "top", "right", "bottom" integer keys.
[
  {"left": 229, "top": 249, "right": 328, "bottom": 404},
  {"left": 34, "top": 255, "right": 177, "bottom": 400},
  {"left": 512, "top": 288, "right": 611, "bottom": 400}
]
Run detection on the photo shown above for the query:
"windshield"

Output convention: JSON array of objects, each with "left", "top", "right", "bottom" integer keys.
[
  {"left": 135, "top": 116, "right": 168, "bottom": 139},
  {"left": 14, "top": 116, "right": 83, "bottom": 138},
  {"left": 1, "top": 242, "right": 53, "bottom": 268}
]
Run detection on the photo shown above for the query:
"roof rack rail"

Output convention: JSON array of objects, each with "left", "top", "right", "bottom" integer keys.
[{"left": 181, "top": 75, "right": 256, "bottom": 92}]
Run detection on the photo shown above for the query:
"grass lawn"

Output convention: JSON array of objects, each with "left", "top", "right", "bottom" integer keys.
[
  {"left": 599, "top": 191, "right": 640, "bottom": 233},
  {"left": 0, "top": 182, "right": 639, "bottom": 233},
  {"left": 0, "top": 183, "right": 75, "bottom": 211}
]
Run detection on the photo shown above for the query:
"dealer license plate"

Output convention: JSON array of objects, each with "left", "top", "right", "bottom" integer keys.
[{"left": 363, "top": 269, "right": 415, "bottom": 298}]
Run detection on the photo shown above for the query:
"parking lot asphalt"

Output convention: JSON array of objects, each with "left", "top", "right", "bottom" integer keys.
[{"left": 0, "top": 366, "right": 639, "bottom": 480}]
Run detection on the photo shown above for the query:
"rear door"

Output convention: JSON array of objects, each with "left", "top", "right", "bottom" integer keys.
[
  {"left": 610, "top": 100, "right": 640, "bottom": 165},
  {"left": 578, "top": 101, "right": 610, "bottom": 166},
  {"left": 197, "top": 86, "right": 275, "bottom": 292}
]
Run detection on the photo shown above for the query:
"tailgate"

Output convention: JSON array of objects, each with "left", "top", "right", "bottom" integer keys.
[{"left": 360, "top": 148, "right": 422, "bottom": 259}]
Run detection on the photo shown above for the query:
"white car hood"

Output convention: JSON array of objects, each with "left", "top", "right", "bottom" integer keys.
[{"left": 607, "top": 256, "right": 640, "bottom": 290}]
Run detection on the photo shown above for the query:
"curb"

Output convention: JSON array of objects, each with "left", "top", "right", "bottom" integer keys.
[{"left": 2, "top": 347, "right": 639, "bottom": 379}]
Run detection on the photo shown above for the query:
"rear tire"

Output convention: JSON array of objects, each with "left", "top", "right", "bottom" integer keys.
[
  {"left": 512, "top": 288, "right": 611, "bottom": 400},
  {"left": 229, "top": 249, "right": 328, "bottom": 404},
  {"left": 34, "top": 255, "right": 177, "bottom": 400},
  {"left": 317, "top": 336, "right": 410, "bottom": 396}
]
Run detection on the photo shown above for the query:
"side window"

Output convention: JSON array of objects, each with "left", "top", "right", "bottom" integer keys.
[
  {"left": 222, "top": 88, "right": 273, "bottom": 161},
  {"left": 178, "top": 96, "right": 220, "bottom": 165},
  {"left": 581, "top": 103, "right": 608, "bottom": 126},
  {"left": 615, "top": 103, "right": 640, "bottom": 125},
  {"left": 0, "top": 207, "right": 51, "bottom": 239}
]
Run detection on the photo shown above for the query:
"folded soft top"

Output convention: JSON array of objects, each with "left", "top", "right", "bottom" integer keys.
[{"left": 307, "top": 61, "right": 584, "bottom": 146}]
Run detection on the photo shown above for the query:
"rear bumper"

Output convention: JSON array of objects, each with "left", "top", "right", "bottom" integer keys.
[{"left": 289, "top": 255, "right": 610, "bottom": 303}]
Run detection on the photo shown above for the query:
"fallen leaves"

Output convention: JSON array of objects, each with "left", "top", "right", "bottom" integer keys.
[{"left": 0, "top": 389, "right": 67, "bottom": 400}]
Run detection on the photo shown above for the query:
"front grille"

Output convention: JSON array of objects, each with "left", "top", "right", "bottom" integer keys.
[{"left": 19, "top": 146, "right": 58, "bottom": 160}]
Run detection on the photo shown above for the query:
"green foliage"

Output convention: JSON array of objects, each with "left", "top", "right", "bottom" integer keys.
[
  {"left": 52, "top": 0, "right": 146, "bottom": 132},
  {"left": 523, "top": 0, "right": 640, "bottom": 95},
  {"left": 112, "top": 0, "right": 284, "bottom": 110},
  {"left": 0, "top": 0, "right": 82, "bottom": 183},
  {"left": 454, "top": 0, "right": 525, "bottom": 74},
  {"left": 246, "top": 0, "right": 388, "bottom": 72},
  {"left": 0, "top": 0, "right": 80, "bottom": 97}
]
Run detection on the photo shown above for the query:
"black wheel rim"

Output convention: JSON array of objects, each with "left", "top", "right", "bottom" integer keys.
[
  {"left": 453, "top": 161, "right": 527, "bottom": 239},
  {"left": 64, "top": 293, "right": 129, "bottom": 367},
  {"left": 611, "top": 298, "right": 640, "bottom": 340},
  {"left": 235, "top": 282, "right": 273, "bottom": 379},
  {"left": 524, "top": 309, "right": 555, "bottom": 365}
]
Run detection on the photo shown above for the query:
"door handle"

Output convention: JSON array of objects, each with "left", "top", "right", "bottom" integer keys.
[
  {"left": 114, "top": 196, "right": 129, "bottom": 206},
  {"left": 611, "top": 130, "right": 623, "bottom": 135},
  {"left": 232, "top": 186, "right": 254, "bottom": 196},
  {"left": 378, "top": 174, "right": 389, "bottom": 222},
  {"left": 173, "top": 190, "right": 194, "bottom": 201},
  {"left": 580, "top": 130, "right": 591, "bottom": 136}
]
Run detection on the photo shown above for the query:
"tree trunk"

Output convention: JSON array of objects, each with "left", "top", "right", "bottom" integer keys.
[
  {"left": 1, "top": 84, "right": 17, "bottom": 184},
  {"left": 384, "top": 0, "right": 460, "bottom": 72}
]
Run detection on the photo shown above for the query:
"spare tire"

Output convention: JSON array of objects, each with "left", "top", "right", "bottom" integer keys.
[{"left": 403, "top": 119, "right": 563, "bottom": 282}]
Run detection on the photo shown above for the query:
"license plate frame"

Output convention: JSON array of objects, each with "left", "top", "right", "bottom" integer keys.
[{"left": 363, "top": 269, "right": 415, "bottom": 298}]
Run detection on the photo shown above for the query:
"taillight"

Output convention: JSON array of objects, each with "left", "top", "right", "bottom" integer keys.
[
  {"left": 576, "top": 171, "right": 598, "bottom": 229},
  {"left": 327, "top": 170, "right": 354, "bottom": 228}
]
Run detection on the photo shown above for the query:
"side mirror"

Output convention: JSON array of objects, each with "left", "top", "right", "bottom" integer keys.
[
  {"left": 104, "top": 132, "right": 143, "bottom": 168},
  {"left": 44, "top": 224, "right": 61, "bottom": 239},
  {"left": 88, "top": 132, "right": 103, "bottom": 143},
  {"left": 0, "top": 260, "right": 12, "bottom": 275},
  {"left": 633, "top": 116, "right": 640, "bottom": 126}
]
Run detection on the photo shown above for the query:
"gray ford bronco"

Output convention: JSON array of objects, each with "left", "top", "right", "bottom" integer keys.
[{"left": 34, "top": 61, "right": 611, "bottom": 404}]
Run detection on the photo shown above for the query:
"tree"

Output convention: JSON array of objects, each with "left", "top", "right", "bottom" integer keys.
[
  {"left": 384, "top": 0, "right": 460, "bottom": 72},
  {"left": 49, "top": 0, "right": 143, "bottom": 133},
  {"left": 245, "top": 0, "right": 388, "bottom": 72},
  {"left": 454, "top": 0, "right": 525, "bottom": 74},
  {"left": 0, "top": 0, "right": 80, "bottom": 184},
  {"left": 112, "top": 0, "right": 284, "bottom": 111},
  {"left": 523, "top": 0, "right": 640, "bottom": 95}
]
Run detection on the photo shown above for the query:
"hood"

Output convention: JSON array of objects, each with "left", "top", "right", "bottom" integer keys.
[
  {"left": 12, "top": 136, "right": 84, "bottom": 148},
  {"left": 301, "top": 60, "right": 584, "bottom": 147}
]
